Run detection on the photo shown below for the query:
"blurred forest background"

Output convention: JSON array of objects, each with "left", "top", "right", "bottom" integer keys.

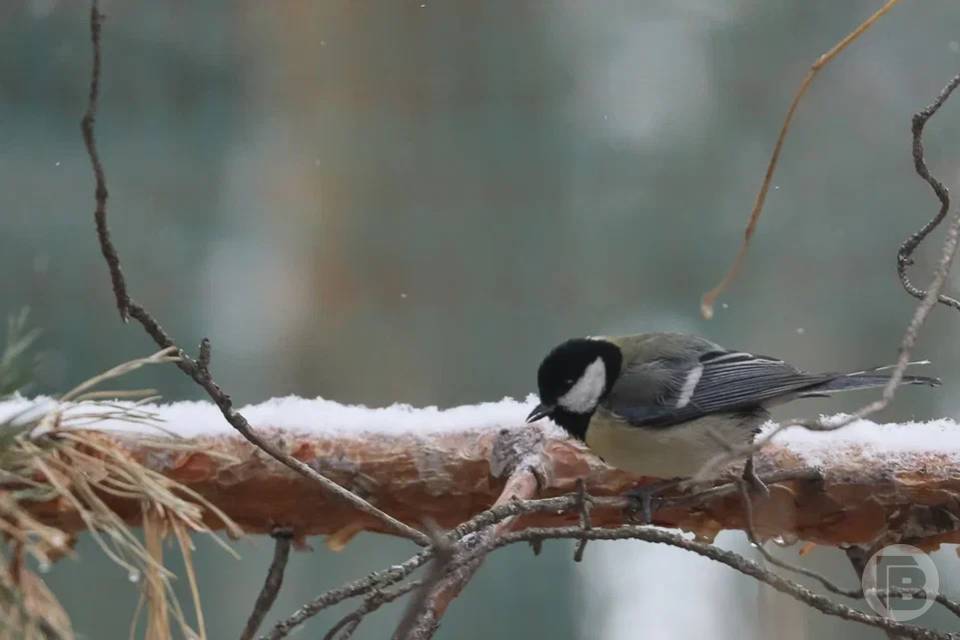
[{"left": 2, "top": 0, "right": 960, "bottom": 638}]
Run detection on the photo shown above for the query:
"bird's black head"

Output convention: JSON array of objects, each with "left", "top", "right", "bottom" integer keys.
[{"left": 527, "top": 338, "right": 623, "bottom": 440}]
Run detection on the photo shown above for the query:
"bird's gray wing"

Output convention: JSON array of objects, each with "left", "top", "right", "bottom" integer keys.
[{"left": 604, "top": 350, "right": 834, "bottom": 427}]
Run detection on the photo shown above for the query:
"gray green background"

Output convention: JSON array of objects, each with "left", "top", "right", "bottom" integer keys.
[{"left": 2, "top": 0, "right": 960, "bottom": 637}]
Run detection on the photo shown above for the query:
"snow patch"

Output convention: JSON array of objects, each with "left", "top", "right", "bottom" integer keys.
[
  {"left": 2, "top": 398, "right": 958, "bottom": 463},
  {"left": 765, "top": 415, "right": 960, "bottom": 466},
  {"left": 0, "top": 394, "right": 562, "bottom": 439}
]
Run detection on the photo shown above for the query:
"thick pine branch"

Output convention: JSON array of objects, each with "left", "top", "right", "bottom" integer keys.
[{"left": 10, "top": 407, "right": 960, "bottom": 550}]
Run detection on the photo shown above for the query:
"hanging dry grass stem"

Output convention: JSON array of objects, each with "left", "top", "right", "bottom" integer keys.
[
  {"left": 0, "top": 352, "right": 243, "bottom": 640},
  {"left": 701, "top": 0, "right": 902, "bottom": 318}
]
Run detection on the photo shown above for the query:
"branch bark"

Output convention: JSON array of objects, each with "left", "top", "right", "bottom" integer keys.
[{"left": 9, "top": 408, "right": 960, "bottom": 552}]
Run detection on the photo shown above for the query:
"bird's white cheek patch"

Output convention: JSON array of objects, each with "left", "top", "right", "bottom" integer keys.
[{"left": 558, "top": 357, "right": 606, "bottom": 413}]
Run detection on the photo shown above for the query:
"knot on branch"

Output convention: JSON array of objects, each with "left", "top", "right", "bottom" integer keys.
[{"left": 489, "top": 426, "right": 548, "bottom": 488}]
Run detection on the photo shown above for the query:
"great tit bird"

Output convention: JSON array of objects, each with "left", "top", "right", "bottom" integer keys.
[{"left": 527, "top": 333, "right": 939, "bottom": 486}]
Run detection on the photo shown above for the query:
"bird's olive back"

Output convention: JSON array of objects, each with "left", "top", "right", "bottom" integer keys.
[{"left": 607, "top": 333, "right": 722, "bottom": 369}]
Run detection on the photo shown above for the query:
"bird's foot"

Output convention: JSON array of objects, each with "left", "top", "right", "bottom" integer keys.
[
  {"left": 625, "top": 479, "right": 679, "bottom": 524},
  {"left": 742, "top": 456, "right": 770, "bottom": 499}
]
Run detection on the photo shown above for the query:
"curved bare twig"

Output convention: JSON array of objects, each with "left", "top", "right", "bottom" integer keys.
[
  {"left": 239, "top": 528, "right": 293, "bottom": 640},
  {"left": 897, "top": 72, "right": 960, "bottom": 310},
  {"left": 489, "top": 527, "right": 956, "bottom": 640},
  {"left": 701, "top": 0, "right": 903, "bottom": 318},
  {"left": 693, "top": 70, "right": 960, "bottom": 482},
  {"left": 79, "top": 0, "right": 427, "bottom": 547}
]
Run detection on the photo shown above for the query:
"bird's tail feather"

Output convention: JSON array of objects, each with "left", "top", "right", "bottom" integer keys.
[{"left": 803, "top": 362, "right": 941, "bottom": 395}]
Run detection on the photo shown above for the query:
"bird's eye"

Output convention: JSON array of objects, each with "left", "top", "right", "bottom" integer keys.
[{"left": 564, "top": 378, "right": 574, "bottom": 385}]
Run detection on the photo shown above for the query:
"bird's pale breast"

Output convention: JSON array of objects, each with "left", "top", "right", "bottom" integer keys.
[{"left": 584, "top": 411, "right": 758, "bottom": 478}]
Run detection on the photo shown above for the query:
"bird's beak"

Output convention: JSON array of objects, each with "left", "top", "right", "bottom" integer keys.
[{"left": 526, "top": 403, "right": 553, "bottom": 423}]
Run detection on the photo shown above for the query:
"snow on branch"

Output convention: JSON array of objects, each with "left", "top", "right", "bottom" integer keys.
[{"left": 5, "top": 395, "right": 960, "bottom": 550}]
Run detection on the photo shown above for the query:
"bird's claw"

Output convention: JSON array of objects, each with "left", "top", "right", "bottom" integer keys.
[
  {"left": 624, "top": 480, "right": 678, "bottom": 524},
  {"left": 742, "top": 456, "right": 770, "bottom": 499},
  {"left": 625, "top": 488, "right": 661, "bottom": 524}
]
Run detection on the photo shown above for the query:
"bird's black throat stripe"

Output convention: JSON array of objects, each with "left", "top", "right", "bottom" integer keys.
[{"left": 550, "top": 407, "right": 591, "bottom": 441}]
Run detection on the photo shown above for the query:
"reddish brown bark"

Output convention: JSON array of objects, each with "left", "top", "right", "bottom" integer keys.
[{"left": 19, "top": 426, "right": 960, "bottom": 550}]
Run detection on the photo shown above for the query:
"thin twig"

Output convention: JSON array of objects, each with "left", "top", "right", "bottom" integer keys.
[
  {"left": 674, "top": 467, "right": 823, "bottom": 508},
  {"left": 701, "top": 0, "right": 903, "bottom": 317},
  {"left": 323, "top": 581, "right": 423, "bottom": 640},
  {"left": 847, "top": 547, "right": 960, "bottom": 624},
  {"left": 573, "top": 478, "right": 592, "bottom": 562},
  {"left": 391, "top": 523, "right": 454, "bottom": 640},
  {"left": 699, "top": 71, "right": 960, "bottom": 487},
  {"left": 846, "top": 548, "right": 908, "bottom": 640},
  {"left": 738, "top": 481, "right": 860, "bottom": 598},
  {"left": 240, "top": 528, "right": 294, "bottom": 640},
  {"left": 446, "top": 469, "right": 819, "bottom": 546},
  {"left": 487, "top": 527, "right": 955, "bottom": 640},
  {"left": 395, "top": 465, "right": 542, "bottom": 640},
  {"left": 79, "top": 1, "right": 129, "bottom": 322},
  {"left": 269, "top": 488, "right": 583, "bottom": 639},
  {"left": 935, "top": 594, "right": 960, "bottom": 619},
  {"left": 696, "top": 184, "right": 959, "bottom": 477},
  {"left": 897, "top": 72, "right": 960, "bottom": 311},
  {"left": 79, "top": 0, "right": 427, "bottom": 547},
  {"left": 263, "top": 549, "right": 434, "bottom": 640},
  {"left": 320, "top": 523, "right": 959, "bottom": 640},
  {"left": 694, "top": 69, "right": 960, "bottom": 481},
  {"left": 269, "top": 469, "right": 816, "bottom": 639}
]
